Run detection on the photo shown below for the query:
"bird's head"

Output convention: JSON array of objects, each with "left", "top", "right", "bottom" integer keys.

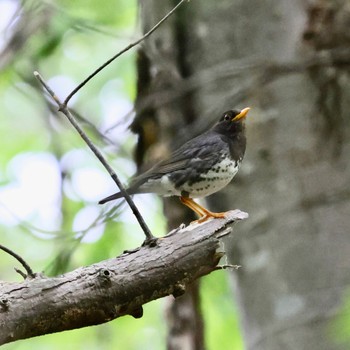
[{"left": 214, "top": 107, "right": 250, "bottom": 135}]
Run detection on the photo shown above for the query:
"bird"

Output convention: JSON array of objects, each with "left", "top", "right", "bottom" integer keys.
[{"left": 99, "top": 107, "right": 250, "bottom": 223}]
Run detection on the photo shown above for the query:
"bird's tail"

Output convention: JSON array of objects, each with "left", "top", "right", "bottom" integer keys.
[{"left": 98, "top": 192, "right": 124, "bottom": 204}]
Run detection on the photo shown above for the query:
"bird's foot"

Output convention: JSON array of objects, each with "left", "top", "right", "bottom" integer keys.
[
  {"left": 179, "top": 197, "right": 229, "bottom": 225},
  {"left": 191, "top": 211, "right": 227, "bottom": 224}
]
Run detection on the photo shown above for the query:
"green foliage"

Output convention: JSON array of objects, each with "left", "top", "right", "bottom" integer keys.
[
  {"left": 329, "top": 291, "right": 350, "bottom": 348},
  {"left": 57, "top": 0, "right": 137, "bottom": 27},
  {"left": 202, "top": 272, "right": 243, "bottom": 350}
]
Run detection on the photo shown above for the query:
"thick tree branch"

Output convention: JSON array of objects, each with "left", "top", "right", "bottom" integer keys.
[{"left": 0, "top": 209, "right": 247, "bottom": 345}]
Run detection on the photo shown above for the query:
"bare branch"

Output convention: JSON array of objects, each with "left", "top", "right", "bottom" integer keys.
[
  {"left": 214, "top": 264, "right": 241, "bottom": 271},
  {"left": 33, "top": 71, "right": 155, "bottom": 244},
  {"left": 0, "top": 244, "right": 35, "bottom": 279},
  {"left": 63, "top": 0, "right": 189, "bottom": 106}
]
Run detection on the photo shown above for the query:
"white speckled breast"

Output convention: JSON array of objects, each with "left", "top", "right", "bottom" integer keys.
[{"left": 182, "top": 157, "right": 241, "bottom": 198}]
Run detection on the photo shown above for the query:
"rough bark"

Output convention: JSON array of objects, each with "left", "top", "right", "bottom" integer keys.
[
  {"left": 165, "top": 280, "right": 205, "bottom": 350},
  {"left": 137, "top": 1, "right": 350, "bottom": 349},
  {"left": 0, "top": 210, "right": 247, "bottom": 345}
]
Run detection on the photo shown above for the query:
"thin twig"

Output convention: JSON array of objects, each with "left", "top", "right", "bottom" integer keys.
[
  {"left": 34, "top": 71, "right": 156, "bottom": 244},
  {"left": 0, "top": 244, "right": 35, "bottom": 278},
  {"left": 63, "top": 0, "right": 188, "bottom": 106},
  {"left": 214, "top": 264, "right": 241, "bottom": 271},
  {"left": 14, "top": 268, "right": 27, "bottom": 279}
]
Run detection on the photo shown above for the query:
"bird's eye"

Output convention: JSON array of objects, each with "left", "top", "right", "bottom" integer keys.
[{"left": 224, "top": 114, "right": 230, "bottom": 121}]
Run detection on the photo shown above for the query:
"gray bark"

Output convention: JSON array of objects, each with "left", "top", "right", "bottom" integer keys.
[
  {"left": 138, "top": 0, "right": 350, "bottom": 349},
  {"left": 0, "top": 210, "right": 247, "bottom": 345},
  {"left": 165, "top": 281, "right": 205, "bottom": 350}
]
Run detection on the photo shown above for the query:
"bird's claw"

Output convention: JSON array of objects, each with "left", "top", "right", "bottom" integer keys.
[{"left": 190, "top": 212, "right": 227, "bottom": 225}]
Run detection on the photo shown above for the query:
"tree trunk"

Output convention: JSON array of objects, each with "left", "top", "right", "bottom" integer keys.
[{"left": 137, "top": 1, "right": 350, "bottom": 349}]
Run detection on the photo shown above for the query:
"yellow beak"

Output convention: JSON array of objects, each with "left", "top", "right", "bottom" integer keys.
[{"left": 232, "top": 107, "right": 250, "bottom": 121}]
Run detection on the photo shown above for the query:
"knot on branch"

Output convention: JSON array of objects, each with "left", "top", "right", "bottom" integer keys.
[
  {"left": 129, "top": 306, "right": 144, "bottom": 319},
  {"left": 172, "top": 283, "right": 186, "bottom": 298},
  {"left": 0, "top": 298, "right": 9, "bottom": 312},
  {"left": 97, "top": 268, "right": 113, "bottom": 286}
]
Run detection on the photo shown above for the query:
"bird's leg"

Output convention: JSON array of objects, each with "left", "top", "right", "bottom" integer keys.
[
  {"left": 180, "top": 196, "right": 207, "bottom": 217},
  {"left": 179, "top": 197, "right": 227, "bottom": 223}
]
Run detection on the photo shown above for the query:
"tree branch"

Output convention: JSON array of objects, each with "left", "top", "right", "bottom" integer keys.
[
  {"left": 33, "top": 71, "right": 156, "bottom": 244},
  {"left": 63, "top": 0, "right": 188, "bottom": 106},
  {"left": 0, "top": 244, "right": 35, "bottom": 279},
  {"left": 0, "top": 209, "right": 247, "bottom": 345}
]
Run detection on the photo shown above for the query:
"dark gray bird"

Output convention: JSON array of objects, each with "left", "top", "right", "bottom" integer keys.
[{"left": 99, "top": 107, "right": 250, "bottom": 222}]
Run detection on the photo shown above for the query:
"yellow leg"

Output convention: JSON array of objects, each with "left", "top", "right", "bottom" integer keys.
[{"left": 180, "top": 197, "right": 227, "bottom": 223}]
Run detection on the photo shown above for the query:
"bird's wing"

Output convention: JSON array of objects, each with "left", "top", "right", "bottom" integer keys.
[
  {"left": 130, "top": 131, "right": 224, "bottom": 187},
  {"left": 128, "top": 158, "right": 189, "bottom": 189}
]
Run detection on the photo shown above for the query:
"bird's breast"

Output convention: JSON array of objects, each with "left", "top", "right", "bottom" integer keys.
[{"left": 181, "top": 156, "right": 241, "bottom": 198}]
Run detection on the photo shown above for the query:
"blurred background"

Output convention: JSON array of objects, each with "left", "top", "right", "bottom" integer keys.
[{"left": 1, "top": 0, "right": 350, "bottom": 349}]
